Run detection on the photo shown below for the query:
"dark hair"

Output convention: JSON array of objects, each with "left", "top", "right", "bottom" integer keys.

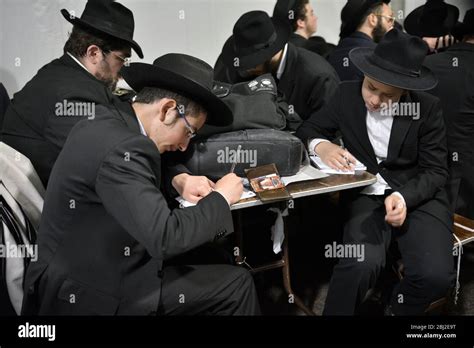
[
  {"left": 289, "top": 0, "right": 310, "bottom": 32},
  {"left": 133, "top": 87, "right": 206, "bottom": 119},
  {"left": 357, "top": 2, "right": 384, "bottom": 30},
  {"left": 63, "top": 26, "right": 130, "bottom": 58}
]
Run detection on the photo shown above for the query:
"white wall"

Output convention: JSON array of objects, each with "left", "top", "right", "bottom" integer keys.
[
  {"left": 1, "top": 0, "right": 473, "bottom": 98},
  {"left": 0, "top": 0, "right": 349, "bottom": 97}
]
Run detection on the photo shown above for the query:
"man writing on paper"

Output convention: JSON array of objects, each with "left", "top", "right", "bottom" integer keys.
[
  {"left": 22, "top": 54, "right": 260, "bottom": 316},
  {"left": 296, "top": 29, "right": 454, "bottom": 315}
]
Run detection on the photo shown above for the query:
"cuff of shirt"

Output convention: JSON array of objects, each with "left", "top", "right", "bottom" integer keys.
[
  {"left": 391, "top": 191, "right": 406, "bottom": 207},
  {"left": 308, "top": 138, "right": 330, "bottom": 156}
]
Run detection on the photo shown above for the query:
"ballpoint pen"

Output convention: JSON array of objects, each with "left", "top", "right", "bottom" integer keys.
[{"left": 230, "top": 144, "right": 241, "bottom": 173}]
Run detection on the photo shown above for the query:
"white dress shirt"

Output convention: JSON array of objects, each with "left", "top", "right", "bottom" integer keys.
[{"left": 276, "top": 44, "right": 288, "bottom": 80}]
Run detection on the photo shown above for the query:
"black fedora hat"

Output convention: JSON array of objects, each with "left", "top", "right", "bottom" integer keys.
[
  {"left": 61, "top": 0, "right": 143, "bottom": 58},
  {"left": 272, "top": 0, "right": 298, "bottom": 24},
  {"left": 453, "top": 8, "right": 474, "bottom": 40},
  {"left": 221, "top": 11, "right": 291, "bottom": 71},
  {"left": 340, "top": 0, "right": 391, "bottom": 38},
  {"left": 120, "top": 54, "right": 233, "bottom": 127},
  {"left": 404, "top": 0, "right": 460, "bottom": 38},
  {"left": 349, "top": 28, "right": 437, "bottom": 90}
]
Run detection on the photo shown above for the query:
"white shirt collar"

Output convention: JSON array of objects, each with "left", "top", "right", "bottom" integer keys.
[
  {"left": 276, "top": 43, "right": 288, "bottom": 80},
  {"left": 67, "top": 52, "right": 92, "bottom": 74},
  {"left": 136, "top": 115, "right": 147, "bottom": 136}
]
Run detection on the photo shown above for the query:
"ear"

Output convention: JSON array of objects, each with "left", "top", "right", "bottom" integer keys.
[
  {"left": 367, "top": 13, "right": 378, "bottom": 28},
  {"left": 296, "top": 18, "right": 306, "bottom": 30},
  {"left": 159, "top": 98, "right": 177, "bottom": 123},
  {"left": 85, "top": 45, "right": 102, "bottom": 64}
]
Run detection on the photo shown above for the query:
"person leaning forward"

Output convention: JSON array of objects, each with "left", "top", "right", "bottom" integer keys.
[
  {"left": 21, "top": 54, "right": 261, "bottom": 316},
  {"left": 214, "top": 10, "right": 339, "bottom": 123},
  {"left": 296, "top": 29, "right": 454, "bottom": 315}
]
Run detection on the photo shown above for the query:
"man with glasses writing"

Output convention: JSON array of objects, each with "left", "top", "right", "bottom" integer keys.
[
  {"left": 329, "top": 0, "right": 395, "bottom": 81},
  {"left": 1, "top": 0, "right": 143, "bottom": 187},
  {"left": 22, "top": 53, "right": 261, "bottom": 316}
]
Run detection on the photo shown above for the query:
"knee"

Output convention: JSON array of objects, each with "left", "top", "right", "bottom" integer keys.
[
  {"left": 407, "top": 266, "right": 455, "bottom": 301},
  {"left": 418, "top": 266, "right": 455, "bottom": 300},
  {"left": 337, "top": 244, "right": 385, "bottom": 278}
]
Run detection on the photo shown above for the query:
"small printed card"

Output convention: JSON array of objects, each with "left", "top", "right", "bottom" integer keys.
[{"left": 245, "top": 163, "right": 291, "bottom": 203}]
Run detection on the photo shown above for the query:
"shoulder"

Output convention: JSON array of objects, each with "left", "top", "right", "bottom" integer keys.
[{"left": 293, "top": 45, "right": 338, "bottom": 78}]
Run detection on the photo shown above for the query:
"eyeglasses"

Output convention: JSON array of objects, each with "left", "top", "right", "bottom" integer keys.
[
  {"left": 375, "top": 14, "right": 396, "bottom": 25},
  {"left": 176, "top": 105, "right": 197, "bottom": 139},
  {"left": 101, "top": 49, "right": 132, "bottom": 66}
]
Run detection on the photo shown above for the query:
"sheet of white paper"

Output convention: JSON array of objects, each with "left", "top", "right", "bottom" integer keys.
[
  {"left": 310, "top": 155, "right": 366, "bottom": 175},
  {"left": 281, "top": 164, "right": 329, "bottom": 185},
  {"left": 176, "top": 188, "right": 256, "bottom": 208}
]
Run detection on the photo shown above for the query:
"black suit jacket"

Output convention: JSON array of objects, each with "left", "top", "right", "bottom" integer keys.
[
  {"left": 296, "top": 81, "right": 451, "bottom": 228},
  {"left": 21, "top": 105, "right": 234, "bottom": 315},
  {"left": 328, "top": 31, "right": 376, "bottom": 81},
  {"left": 0, "top": 83, "right": 9, "bottom": 132},
  {"left": 424, "top": 43, "right": 474, "bottom": 218},
  {"left": 1, "top": 54, "right": 130, "bottom": 187},
  {"left": 214, "top": 43, "right": 339, "bottom": 121},
  {"left": 289, "top": 32, "right": 307, "bottom": 47}
]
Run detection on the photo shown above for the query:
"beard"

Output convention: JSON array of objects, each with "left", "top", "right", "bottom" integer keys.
[
  {"left": 95, "top": 58, "right": 118, "bottom": 91},
  {"left": 372, "top": 18, "right": 388, "bottom": 43}
]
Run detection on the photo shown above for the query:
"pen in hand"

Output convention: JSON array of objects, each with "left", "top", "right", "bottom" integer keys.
[{"left": 230, "top": 144, "right": 241, "bottom": 173}]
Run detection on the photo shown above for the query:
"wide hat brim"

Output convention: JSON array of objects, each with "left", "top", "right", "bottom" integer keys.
[
  {"left": 120, "top": 63, "right": 233, "bottom": 127},
  {"left": 221, "top": 18, "right": 291, "bottom": 71},
  {"left": 404, "top": 3, "right": 459, "bottom": 37},
  {"left": 349, "top": 47, "right": 437, "bottom": 91},
  {"left": 61, "top": 9, "right": 144, "bottom": 59}
]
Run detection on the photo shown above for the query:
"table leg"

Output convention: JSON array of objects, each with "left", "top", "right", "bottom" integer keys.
[{"left": 281, "top": 213, "right": 315, "bottom": 316}]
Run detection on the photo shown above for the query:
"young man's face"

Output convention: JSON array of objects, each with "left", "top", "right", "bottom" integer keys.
[
  {"left": 302, "top": 3, "right": 317, "bottom": 36},
  {"left": 151, "top": 104, "right": 206, "bottom": 154},
  {"left": 361, "top": 76, "right": 404, "bottom": 112}
]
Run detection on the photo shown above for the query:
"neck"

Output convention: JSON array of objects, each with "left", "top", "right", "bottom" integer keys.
[
  {"left": 75, "top": 55, "right": 96, "bottom": 75},
  {"left": 357, "top": 25, "right": 373, "bottom": 40},
  {"left": 271, "top": 49, "right": 284, "bottom": 74},
  {"left": 295, "top": 28, "right": 309, "bottom": 39},
  {"left": 132, "top": 103, "right": 150, "bottom": 134}
]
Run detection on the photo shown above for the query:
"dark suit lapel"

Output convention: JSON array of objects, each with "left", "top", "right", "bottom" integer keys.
[{"left": 386, "top": 93, "right": 413, "bottom": 162}]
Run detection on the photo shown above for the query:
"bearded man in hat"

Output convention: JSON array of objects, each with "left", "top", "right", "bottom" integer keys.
[
  {"left": 214, "top": 10, "right": 339, "bottom": 123},
  {"left": 21, "top": 53, "right": 261, "bottom": 316},
  {"left": 328, "top": 0, "right": 394, "bottom": 81},
  {"left": 1, "top": 0, "right": 143, "bottom": 187},
  {"left": 424, "top": 8, "right": 474, "bottom": 219},
  {"left": 297, "top": 29, "right": 455, "bottom": 315}
]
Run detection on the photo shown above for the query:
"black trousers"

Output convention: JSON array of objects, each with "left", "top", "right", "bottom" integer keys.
[
  {"left": 323, "top": 194, "right": 455, "bottom": 315},
  {"left": 159, "top": 264, "right": 261, "bottom": 315}
]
